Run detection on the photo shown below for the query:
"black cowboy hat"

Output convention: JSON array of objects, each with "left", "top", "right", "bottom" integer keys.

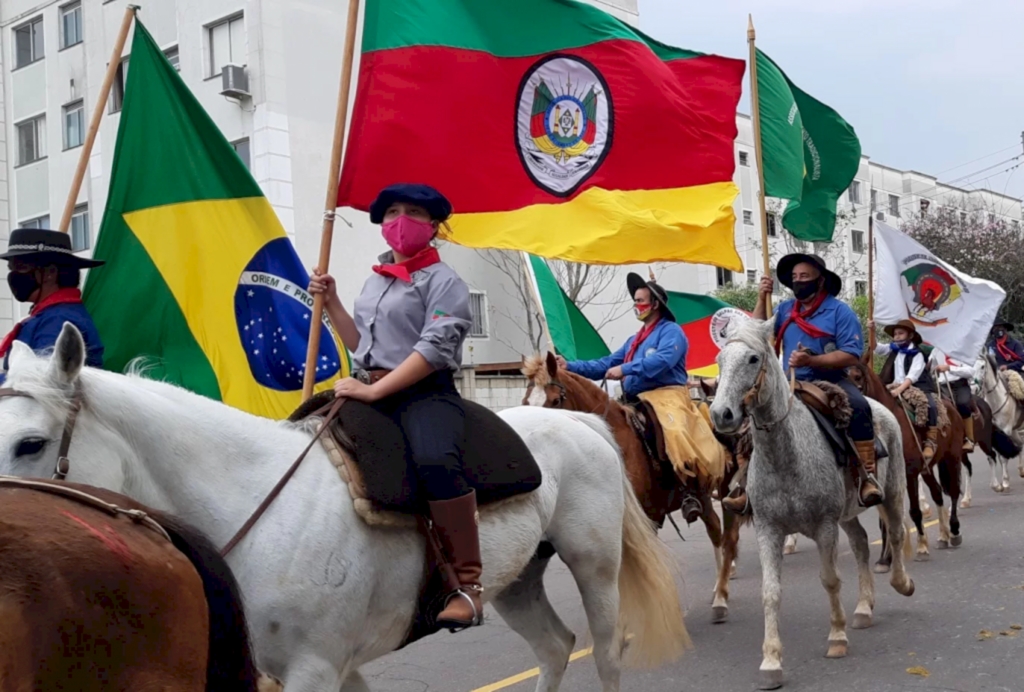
[
  {"left": 369, "top": 183, "right": 453, "bottom": 224},
  {"left": 883, "top": 319, "right": 923, "bottom": 346},
  {"left": 626, "top": 272, "right": 676, "bottom": 323},
  {"left": 777, "top": 253, "right": 841, "bottom": 296},
  {"left": 0, "top": 228, "right": 104, "bottom": 268},
  {"left": 992, "top": 316, "right": 1014, "bottom": 332}
]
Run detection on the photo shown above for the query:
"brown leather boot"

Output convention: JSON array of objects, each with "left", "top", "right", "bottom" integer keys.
[
  {"left": 853, "top": 440, "right": 883, "bottom": 507},
  {"left": 923, "top": 427, "right": 939, "bottom": 463},
  {"left": 963, "top": 416, "right": 975, "bottom": 452},
  {"left": 428, "top": 490, "right": 484, "bottom": 631}
]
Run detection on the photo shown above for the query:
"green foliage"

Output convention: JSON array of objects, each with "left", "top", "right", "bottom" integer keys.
[{"left": 712, "top": 283, "right": 760, "bottom": 312}]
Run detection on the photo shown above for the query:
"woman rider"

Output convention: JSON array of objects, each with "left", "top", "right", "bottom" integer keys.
[{"left": 308, "top": 183, "right": 482, "bottom": 630}]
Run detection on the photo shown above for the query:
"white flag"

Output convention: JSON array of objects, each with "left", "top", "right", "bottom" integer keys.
[{"left": 874, "top": 220, "right": 1005, "bottom": 363}]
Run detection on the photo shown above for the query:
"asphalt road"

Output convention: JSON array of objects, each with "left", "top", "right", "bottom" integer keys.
[{"left": 361, "top": 456, "right": 1024, "bottom": 692}]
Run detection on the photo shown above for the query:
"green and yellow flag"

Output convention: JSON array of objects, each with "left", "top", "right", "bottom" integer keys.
[
  {"left": 522, "top": 255, "right": 609, "bottom": 361},
  {"left": 83, "top": 19, "right": 347, "bottom": 419},
  {"left": 756, "top": 48, "right": 861, "bottom": 242}
]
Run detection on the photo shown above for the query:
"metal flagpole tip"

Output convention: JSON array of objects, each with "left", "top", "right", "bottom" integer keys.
[{"left": 748, "top": 14, "right": 755, "bottom": 38}]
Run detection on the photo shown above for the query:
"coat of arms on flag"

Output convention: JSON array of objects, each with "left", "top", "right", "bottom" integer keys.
[{"left": 900, "top": 263, "right": 961, "bottom": 326}]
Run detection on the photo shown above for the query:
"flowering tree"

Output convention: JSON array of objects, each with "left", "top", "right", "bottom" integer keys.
[{"left": 900, "top": 206, "right": 1024, "bottom": 326}]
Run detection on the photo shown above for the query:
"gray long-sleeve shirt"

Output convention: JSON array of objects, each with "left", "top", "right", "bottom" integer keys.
[{"left": 352, "top": 251, "right": 471, "bottom": 372}]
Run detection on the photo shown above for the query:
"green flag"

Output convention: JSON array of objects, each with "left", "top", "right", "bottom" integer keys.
[
  {"left": 524, "top": 255, "right": 610, "bottom": 361},
  {"left": 756, "top": 48, "right": 861, "bottom": 242}
]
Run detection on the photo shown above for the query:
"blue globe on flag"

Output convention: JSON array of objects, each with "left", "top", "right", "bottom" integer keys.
[{"left": 234, "top": 238, "right": 343, "bottom": 391}]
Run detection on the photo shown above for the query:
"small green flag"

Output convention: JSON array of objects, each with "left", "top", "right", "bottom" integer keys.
[
  {"left": 524, "top": 255, "right": 610, "bottom": 361},
  {"left": 756, "top": 49, "right": 861, "bottom": 242}
]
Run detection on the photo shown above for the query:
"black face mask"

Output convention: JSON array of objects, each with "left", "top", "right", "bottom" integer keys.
[
  {"left": 995, "top": 329, "right": 1007, "bottom": 339},
  {"left": 7, "top": 271, "right": 39, "bottom": 303},
  {"left": 791, "top": 279, "right": 819, "bottom": 301}
]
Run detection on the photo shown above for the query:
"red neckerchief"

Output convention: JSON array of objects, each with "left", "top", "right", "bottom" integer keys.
[
  {"left": 0, "top": 288, "right": 84, "bottom": 359},
  {"left": 372, "top": 247, "right": 441, "bottom": 283},
  {"left": 625, "top": 317, "right": 661, "bottom": 363},
  {"left": 774, "top": 291, "right": 832, "bottom": 355},
  {"left": 996, "top": 336, "right": 1021, "bottom": 362}
]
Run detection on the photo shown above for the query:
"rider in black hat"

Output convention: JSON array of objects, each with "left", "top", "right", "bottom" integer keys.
[
  {"left": 987, "top": 317, "right": 1024, "bottom": 373},
  {"left": 0, "top": 228, "right": 104, "bottom": 378}
]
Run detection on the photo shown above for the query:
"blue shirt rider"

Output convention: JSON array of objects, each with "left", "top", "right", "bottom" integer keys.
[
  {"left": 0, "top": 228, "right": 104, "bottom": 382},
  {"left": 987, "top": 318, "right": 1024, "bottom": 373},
  {"left": 558, "top": 271, "right": 702, "bottom": 524},
  {"left": 723, "top": 254, "right": 882, "bottom": 514}
]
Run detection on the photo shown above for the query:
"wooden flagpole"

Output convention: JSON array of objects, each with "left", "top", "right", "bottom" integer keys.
[
  {"left": 868, "top": 212, "right": 876, "bottom": 367},
  {"left": 747, "top": 15, "right": 772, "bottom": 312},
  {"left": 58, "top": 4, "right": 139, "bottom": 233},
  {"left": 302, "top": 0, "right": 361, "bottom": 400}
]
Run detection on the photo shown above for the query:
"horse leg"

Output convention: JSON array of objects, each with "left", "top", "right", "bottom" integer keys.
[
  {"left": 1018, "top": 453, "right": 1024, "bottom": 479},
  {"left": 840, "top": 517, "right": 874, "bottom": 629},
  {"left": 939, "top": 459, "right": 963, "bottom": 548},
  {"left": 755, "top": 526, "right": 786, "bottom": 690},
  {"left": 340, "top": 671, "right": 370, "bottom": 692},
  {"left": 918, "top": 475, "right": 933, "bottom": 519},
  {"left": 814, "top": 524, "right": 848, "bottom": 659},
  {"left": 879, "top": 489, "right": 915, "bottom": 597},
  {"left": 491, "top": 553, "right": 577, "bottom": 692},
  {"left": 783, "top": 534, "right": 798, "bottom": 555},
  {"left": 699, "top": 495, "right": 730, "bottom": 624},
  {"left": 722, "top": 506, "right": 742, "bottom": 584},
  {"left": 906, "top": 469, "right": 930, "bottom": 560},
  {"left": 990, "top": 454, "right": 1002, "bottom": 492},
  {"left": 283, "top": 655, "right": 346, "bottom": 692},
  {"left": 1002, "top": 455, "right": 1011, "bottom": 491},
  {"left": 922, "top": 468, "right": 950, "bottom": 548},
  {"left": 874, "top": 515, "right": 891, "bottom": 574},
  {"left": 960, "top": 461, "right": 973, "bottom": 508}
]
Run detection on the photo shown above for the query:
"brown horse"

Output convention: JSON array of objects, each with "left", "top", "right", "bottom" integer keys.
[
  {"left": 522, "top": 353, "right": 745, "bottom": 623},
  {"left": 0, "top": 479, "right": 259, "bottom": 692},
  {"left": 848, "top": 363, "right": 965, "bottom": 566}
]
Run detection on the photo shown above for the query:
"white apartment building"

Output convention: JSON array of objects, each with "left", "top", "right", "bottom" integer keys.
[{"left": 0, "top": 0, "right": 1019, "bottom": 399}]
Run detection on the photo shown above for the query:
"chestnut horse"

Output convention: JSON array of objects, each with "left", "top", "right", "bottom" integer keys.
[
  {"left": 523, "top": 353, "right": 744, "bottom": 623},
  {"left": 848, "top": 363, "right": 965, "bottom": 565},
  {"left": 0, "top": 479, "right": 259, "bottom": 692}
]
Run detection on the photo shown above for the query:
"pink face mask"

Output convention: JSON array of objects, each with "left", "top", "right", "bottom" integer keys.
[{"left": 382, "top": 215, "right": 435, "bottom": 257}]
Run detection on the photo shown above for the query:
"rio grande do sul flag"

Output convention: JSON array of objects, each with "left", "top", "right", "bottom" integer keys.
[
  {"left": 666, "top": 291, "right": 749, "bottom": 377},
  {"left": 83, "top": 20, "right": 348, "bottom": 419},
  {"left": 338, "top": 0, "right": 746, "bottom": 270},
  {"left": 874, "top": 220, "right": 1005, "bottom": 363}
]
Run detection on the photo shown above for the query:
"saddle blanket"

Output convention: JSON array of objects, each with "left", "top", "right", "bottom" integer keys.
[
  {"left": 1000, "top": 370, "right": 1024, "bottom": 402},
  {"left": 901, "top": 386, "right": 951, "bottom": 432},
  {"left": 638, "top": 386, "right": 728, "bottom": 485}
]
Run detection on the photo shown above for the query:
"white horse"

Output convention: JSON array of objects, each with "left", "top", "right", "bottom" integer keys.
[
  {"left": 0, "top": 325, "right": 689, "bottom": 692},
  {"left": 978, "top": 356, "right": 1024, "bottom": 488}
]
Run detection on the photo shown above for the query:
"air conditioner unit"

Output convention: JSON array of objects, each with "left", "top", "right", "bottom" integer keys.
[
  {"left": 220, "top": 64, "right": 250, "bottom": 99},
  {"left": 875, "top": 212, "right": 885, "bottom": 221}
]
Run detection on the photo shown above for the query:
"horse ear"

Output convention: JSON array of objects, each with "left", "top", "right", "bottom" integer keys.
[
  {"left": 546, "top": 351, "right": 558, "bottom": 378},
  {"left": 48, "top": 322, "right": 86, "bottom": 387},
  {"left": 758, "top": 318, "right": 775, "bottom": 345},
  {"left": 8, "top": 340, "right": 33, "bottom": 367}
]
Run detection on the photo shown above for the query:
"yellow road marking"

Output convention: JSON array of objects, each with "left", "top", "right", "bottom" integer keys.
[{"left": 474, "top": 518, "right": 944, "bottom": 691}]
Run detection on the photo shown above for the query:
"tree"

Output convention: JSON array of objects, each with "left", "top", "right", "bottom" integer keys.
[
  {"left": 900, "top": 205, "right": 1024, "bottom": 326},
  {"left": 712, "top": 283, "right": 760, "bottom": 312}
]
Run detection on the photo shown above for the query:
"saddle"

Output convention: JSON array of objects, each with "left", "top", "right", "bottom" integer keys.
[
  {"left": 793, "top": 380, "right": 888, "bottom": 466},
  {"left": 289, "top": 392, "right": 543, "bottom": 648}
]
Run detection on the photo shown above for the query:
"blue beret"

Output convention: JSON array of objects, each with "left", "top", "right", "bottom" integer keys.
[{"left": 369, "top": 184, "right": 453, "bottom": 224}]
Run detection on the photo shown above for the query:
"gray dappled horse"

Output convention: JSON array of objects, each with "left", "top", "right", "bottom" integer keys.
[{"left": 708, "top": 319, "right": 914, "bottom": 690}]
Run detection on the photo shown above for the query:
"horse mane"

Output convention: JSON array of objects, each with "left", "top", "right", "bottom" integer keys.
[{"left": 521, "top": 354, "right": 614, "bottom": 402}]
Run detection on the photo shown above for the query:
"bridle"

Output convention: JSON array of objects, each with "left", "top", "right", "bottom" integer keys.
[
  {"left": 527, "top": 375, "right": 613, "bottom": 418},
  {"left": 724, "top": 340, "right": 795, "bottom": 432},
  {"left": 0, "top": 387, "right": 82, "bottom": 481}
]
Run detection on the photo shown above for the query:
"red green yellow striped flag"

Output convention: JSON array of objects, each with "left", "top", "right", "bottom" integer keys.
[
  {"left": 666, "top": 291, "right": 750, "bottom": 378},
  {"left": 338, "top": 0, "right": 745, "bottom": 270}
]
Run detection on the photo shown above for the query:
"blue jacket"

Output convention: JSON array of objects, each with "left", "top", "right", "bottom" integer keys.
[
  {"left": 988, "top": 337, "right": 1024, "bottom": 372},
  {"left": 2, "top": 302, "right": 104, "bottom": 374},
  {"left": 567, "top": 319, "right": 688, "bottom": 397},
  {"left": 773, "top": 295, "right": 863, "bottom": 382}
]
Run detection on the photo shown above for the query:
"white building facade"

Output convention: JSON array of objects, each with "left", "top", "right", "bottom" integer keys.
[{"left": 0, "top": 0, "right": 1018, "bottom": 403}]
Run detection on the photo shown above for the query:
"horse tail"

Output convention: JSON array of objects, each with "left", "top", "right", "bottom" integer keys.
[
  {"left": 560, "top": 411, "right": 691, "bottom": 667},
  {"left": 153, "top": 511, "right": 260, "bottom": 692}
]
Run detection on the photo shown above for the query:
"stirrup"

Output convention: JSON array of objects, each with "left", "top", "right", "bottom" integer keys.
[
  {"left": 438, "top": 586, "right": 483, "bottom": 632},
  {"left": 681, "top": 495, "right": 703, "bottom": 524},
  {"left": 857, "top": 474, "right": 883, "bottom": 508}
]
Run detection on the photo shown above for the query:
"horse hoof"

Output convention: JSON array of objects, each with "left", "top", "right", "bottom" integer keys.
[
  {"left": 922, "top": 508, "right": 933, "bottom": 519},
  {"left": 1019, "top": 467, "right": 1024, "bottom": 478},
  {"left": 825, "top": 640, "right": 848, "bottom": 658},
  {"left": 951, "top": 534, "right": 963, "bottom": 547},
  {"left": 730, "top": 566, "right": 738, "bottom": 580},
  {"left": 960, "top": 499, "right": 971, "bottom": 508},
  {"left": 852, "top": 613, "right": 873, "bottom": 629},
  {"left": 758, "top": 669, "right": 784, "bottom": 690},
  {"left": 712, "top": 605, "right": 729, "bottom": 624},
  {"left": 896, "top": 578, "right": 916, "bottom": 597},
  {"left": 873, "top": 562, "right": 891, "bottom": 574},
  {"left": 938, "top": 539, "right": 950, "bottom": 550},
  {"left": 915, "top": 552, "right": 931, "bottom": 562},
  {"left": 783, "top": 544, "right": 796, "bottom": 556}
]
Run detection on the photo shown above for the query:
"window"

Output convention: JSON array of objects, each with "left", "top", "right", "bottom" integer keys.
[
  {"left": 16, "top": 115, "right": 46, "bottom": 166},
  {"left": 848, "top": 180, "right": 861, "bottom": 205},
  {"left": 851, "top": 229, "right": 865, "bottom": 254},
  {"left": 742, "top": 210, "right": 753, "bottom": 225},
  {"left": 164, "top": 45, "right": 180, "bottom": 71},
  {"left": 468, "top": 291, "right": 488, "bottom": 338},
  {"left": 854, "top": 281, "right": 867, "bottom": 297},
  {"left": 746, "top": 269, "right": 756, "bottom": 283},
  {"left": 870, "top": 188, "right": 877, "bottom": 211},
  {"left": 63, "top": 100, "right": 84, "bottom": 149},
  {"left": 716, "top": 267, "right": 733, "bottom": 288},
  {"left": 69, "top": 205, "right": 90, "bottom": 251},
  {"left": 60, "top": 2, "right": 82, "bottom": 49},
  {"left": 766, "top": 213, "right": 778, "bottom": 237},
  {"left": 19, "top": 215, "right": 50, "bottom": 230},
  {"left": 14, "top": 17, "right": 44, "bottom": 69},
  {"left": 109, "top": 58, "right": 128, "bottom": 113},
  {"left": 231, "top": 138, "right": 251, "bottom": 170},
  {"left": 771, "top": 269, "right": 781, "bottom": 295},
  {"left": 739, "top": 151, "right": 749, "bottom": 167},
  {"left": 888, "top": 194, "right": 900, "bottom": 217},
  {"left": 207, "top": 14, "right": 245, "bottom": 78}
]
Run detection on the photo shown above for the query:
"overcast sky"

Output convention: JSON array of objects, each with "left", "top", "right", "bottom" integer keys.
[{"left": 638, "top": 0, "right": 1024, "bottom": 200}]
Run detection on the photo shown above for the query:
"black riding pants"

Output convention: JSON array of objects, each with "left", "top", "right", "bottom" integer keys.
[
  {"left": 924, "top": 391, "right": 939, "bottom": 427},
  {"left": 373, "top": 371, "right": 470, "bottom": 501},
  {"left": 834, "top": 378, "right": 874, "bottom": 441},
  {"left": 944, "top": 379, "right": 973, "bottom": 418}
]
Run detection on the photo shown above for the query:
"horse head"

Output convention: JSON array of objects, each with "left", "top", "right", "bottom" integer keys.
[
  {"left": 709, "top": 318, "right": 782, "bottom": 434},
  {"left": 521, "top": 352, "right": 612, "bottom": 414}
]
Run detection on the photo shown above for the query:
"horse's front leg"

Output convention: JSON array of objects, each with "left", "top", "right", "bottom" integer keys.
[
  {"left": 922, "top": 469, "right": 950, "bottom": 548},
  {"left": 960, "top": 463, "right": 973, "bottom": 508},
  {"left": 755, "top": 526, "right": 786, "bottom": 690},
  {"left": 783, "top": 534, "right": 798, "bottom": 554},
  {"left": 1001, "top": 456, "right": 1011, "bottom": 491},
  {"left": 1017, "top": 453, "right": 1024, "bottom": 479},
  {"left": 990, "top": 455, "right": 1003, "bottom": 492},
  {"left": 698, "top": 491, "right": 730, "bottom": 624},
  {"left": 840, "top": 517, "right": 874, "bottom": 630},
  {"left": 815, "top": 524, "right": 848, "bottom": 659}
]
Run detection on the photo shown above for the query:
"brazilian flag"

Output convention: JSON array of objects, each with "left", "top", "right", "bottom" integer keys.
[{"left": 83, "top": 19, "right": 348, "bottom": 419}]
